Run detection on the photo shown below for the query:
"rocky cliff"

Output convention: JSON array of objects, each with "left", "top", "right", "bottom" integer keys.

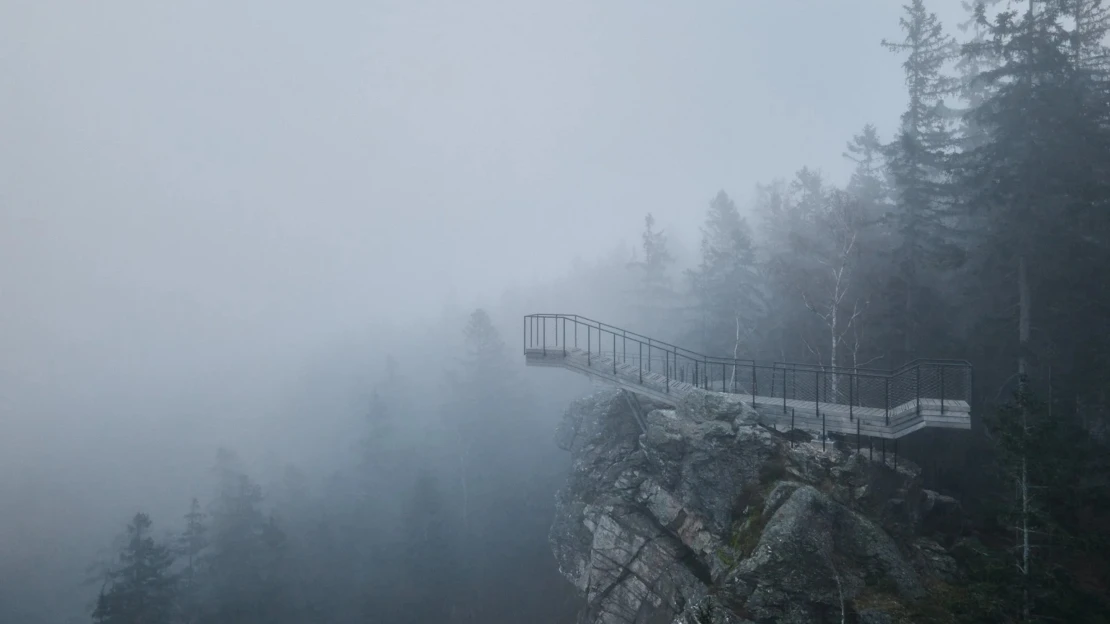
[{"left": 550, "top": 388, "right": 966, "bottom": 624}]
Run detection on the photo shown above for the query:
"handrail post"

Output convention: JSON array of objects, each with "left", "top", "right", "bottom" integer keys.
[
  {"left": 523, "top": 316, "right": 527, "bottom": 354},
  {"left": 885, "top": 377, "right": 890, "bottom": 426},
  {"left": 782, "top": 369, "right": 787, "bottom": 413},
  {"left": 940, "top": 365, "right": 945, "bottom": 415},
  {"left": 665, "top": 350, "right": 670, "bottom": 393},
  {"left": 751, "top": 365, "right": 756, "bottom": 405},
  {"left": 694, "top": 360, "right": 698, "bottom": 389},
  {"left": 673, "top": 348, "right": 678, "bottom": 385},
  {"left": 612, "top": 333, "right": 616, "bottom": 375},
  {"left": 542, "top": 316, "right": 546, "bottom": 356},
  {"left": 849, "top": 371, "right": 854, "bottom": 422},
  {"left": 587, "top": 325, "right": 591, "bottom": 366},
  {"left": 815, "top": 370, "right": 819, "bottom": 418},
  {"left": 916, "top": 365, "right": 921, "bottom": 417},
  {"left": 563, "top": 317, "right": 567, "bottom": 356},
  {"left": 574, "top": 321, "right": 578, "bottom": 349},
  {"left": 639, "top": 342, "right": 643, "bottom": 384}
]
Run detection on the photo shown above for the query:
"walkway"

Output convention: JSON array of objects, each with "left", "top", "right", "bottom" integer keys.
[{"left": 524, "top": 314, "right": 971, "bottom": 440}]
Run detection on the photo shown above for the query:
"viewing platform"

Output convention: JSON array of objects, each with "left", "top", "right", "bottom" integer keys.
[{"left": 524, "top": 314, "right": 971, "bottom": 440}]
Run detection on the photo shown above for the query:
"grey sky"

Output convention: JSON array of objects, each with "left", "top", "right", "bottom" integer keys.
[
  {"left": 0, "top": 0, "right": 979, "bottom": 518},
  {"left": 3, "top": 0, "right": 972, "bottom": 320}
]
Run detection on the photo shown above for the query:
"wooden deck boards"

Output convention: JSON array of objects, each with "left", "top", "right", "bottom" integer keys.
[{"left": 525, "top": 347, "right": 970, "bottom": 440}]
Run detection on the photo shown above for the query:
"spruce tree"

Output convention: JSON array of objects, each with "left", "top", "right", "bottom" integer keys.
[
  {"left": 396, "top": 470, "right": 458, "bottom": 624},
  {"left": 882, "top": 0, "right": 964, "bottom": 363},
  {"left": 92, "top": 513, "right": 176, "bottom": 624},
  {"left": 955, "top": 0, "right": 1005, "bottom": 151},
  {"left": 686, "top": 191, "right": 764, "bottom": 359},
  {"left": 627, "top": 213, "right": 677, "bottom": 338},
  {"left": 841, "top": 126, "right": 898, "bottom": 366},
  {"left": 175, "top": 498, "right": 207, "bottom": 624},
  {"left": 984, "top": 383, "right": 1108, "bottom": 621},
  {"left": 956, "top": 0, "right": 1110, "bottom": 402},
  {"left": 204, "top": 450, "right": 297, "bottom": 624}
]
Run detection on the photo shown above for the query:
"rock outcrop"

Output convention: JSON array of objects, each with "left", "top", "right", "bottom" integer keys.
[{"left": 550, "top": 388, "right": 965, "bottom": 624}]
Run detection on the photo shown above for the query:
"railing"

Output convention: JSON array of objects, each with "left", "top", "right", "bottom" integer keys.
[{"left": 523, "top": 314, "right": 973, "bottom": 426}]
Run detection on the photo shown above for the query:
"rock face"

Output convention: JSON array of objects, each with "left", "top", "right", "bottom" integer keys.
[{"left": 550, "top": 389, "right": 964, "bottom": 624}]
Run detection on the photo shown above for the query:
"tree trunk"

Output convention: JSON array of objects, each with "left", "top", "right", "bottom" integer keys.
[
  {"left": 1019, "top": 255, "right": 1030, "bottom": 379},
  {"left": 831, "top": 283, "right": 839, "bottom": 399},
  {"left": 1018, "top": 253, "right": 1031, "bottom": 622}
]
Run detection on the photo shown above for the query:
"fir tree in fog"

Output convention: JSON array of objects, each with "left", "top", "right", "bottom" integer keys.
[
  {"left": 686, "top": 191, "right": 764, "bottom": 358},
  {"left": 628, "top": 213, "right": 678, "bottom": 339},
  {"left": 93, "top": 513, "right": 176, "bottom": 624}
]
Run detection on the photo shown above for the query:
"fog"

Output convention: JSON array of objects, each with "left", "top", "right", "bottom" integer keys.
[{"left": 6, "top": 1, "right": 1101, "bottom": 623}]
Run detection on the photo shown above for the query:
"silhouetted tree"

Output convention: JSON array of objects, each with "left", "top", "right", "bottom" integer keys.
[
  {"left": 395, "top": 470, "right": 459, "bottom": 624},
  {"left": 686, "top": 191, "right": 765, "bottom": 360},
  {"left": 882, "top": 0, "right": 964, "bottom": 363},
  {"left": 175, "top": 498, "right": 207, "bottom": 624},
  {"left": 202, "top": 450, "right": 296, "bottom": 624},
  {"left": 628, "top": 213, "right": 677, "bottom": 337},
  {"left": 92, "top": 513, "right": 176, "bottom": 624}
]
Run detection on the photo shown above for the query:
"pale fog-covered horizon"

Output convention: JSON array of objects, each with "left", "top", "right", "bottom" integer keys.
[{"left": 1, "top": 1, "right": 1069, "bottom": 622}]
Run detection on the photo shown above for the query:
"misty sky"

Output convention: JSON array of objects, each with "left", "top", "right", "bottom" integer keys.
[{"left": 0, "top": 0, "right": 978, "bottom": 537}]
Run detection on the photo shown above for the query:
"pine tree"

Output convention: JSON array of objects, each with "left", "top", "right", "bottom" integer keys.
[
  {"left": 1058, "top": 0, "right": 1110, "bottom": 72},
  {"left": 843, "top": 124, "right": 891, "bottom": 206},
  {"left": 842, "top": 126, "right": 897, "bottom": 367},
  {"left": 175, "top": 498, "right": 207, "bottom": 624},
  {"left": 446, "top": 309, "right": 522, "bottom": 550},
  {"left": 760, "top": 169, "right": 879, "bottom": 393},
  {"left": 686, "top": 191, "right": 765, "bottom": 360},
  {"left": 953, "top": 5, "right": 1110, "bottom": 617},
  {"left": 92, "top": 513, "right": 176, "bottom": 624},
  {"left": 955, "top": 0, "right": 1006, "bottom": 151},
  {"left": 628, "top": 213, "right": 676, "bottom": 338},
  {"left": 461, "top": 308, "right": 511, "bottom": 390},
  {"left": 882, "top": 0, "right": 964, "bottom": 363},
  {"left": 204, "top": 450, "right": 297, "bottom": 624},
  {"left": 752, "top": 178, "right": 800, "bottom": 362},
  {"left": 395, "top": 470, "right": 459, "bottom": 624},
  {"left": 983, "top": 383, "right": 1105, "bottom": 621},
  {"left": 956, "top": 0, "right": 1110, "bottom": 405}
]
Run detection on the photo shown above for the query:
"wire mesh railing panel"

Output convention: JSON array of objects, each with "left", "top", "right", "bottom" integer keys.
[
  {"left": 853, "top": 374, "right": 892, "bottom": 410},
  {"left": 888, "top": 367, "right": 918, "bottom": 414}
]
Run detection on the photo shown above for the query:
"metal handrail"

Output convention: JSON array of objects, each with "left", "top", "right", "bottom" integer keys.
[
  {"left": 523, "top": 313, "right": 754, "bottom": 366},
  {"left": 523, "top": 314, "right": 974, "bottom": 425}
]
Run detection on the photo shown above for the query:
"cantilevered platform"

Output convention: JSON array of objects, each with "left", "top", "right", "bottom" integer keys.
[{"left": 524, "top": 314, "right": 971, "bottom": 440}]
